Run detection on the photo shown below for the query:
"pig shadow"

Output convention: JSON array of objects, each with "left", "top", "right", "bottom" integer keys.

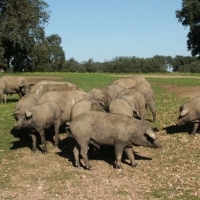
[
  {"left": 56, "top": 136, "right": 75, "bottom": 164},
  {"left": 88, "top": 146, "right": 152, "bottom": 168},
  {"left": 10, "top": 124, "right": 68, "bottom": 153},
  {"left": 162, "top": 122, "right": 200, "bottom": 135},
  {"left": 10, "top": 128, "right": 44, "bottom": 152},
  {"left": 3, "top": 97, "right": 19, "bottom": 103},
  {"left": 57, "top": 141, "right": 152, "bottom": 169}
]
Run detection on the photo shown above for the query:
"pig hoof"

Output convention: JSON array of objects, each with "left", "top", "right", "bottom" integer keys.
[
  {"left": 132, "top": 163, "right": 137, "bottom": 168},
  {"left": 54, "top": 143, "right": 59, "bottom": 147},
  {"left": 31, "top": 149, "right": 37, "bottom": 153},
  {"left": 115, "top": 165, "right": 122, "bottom": 169},
  {"left": 86, "top": 166, "right": 92, "bottom": 171}
]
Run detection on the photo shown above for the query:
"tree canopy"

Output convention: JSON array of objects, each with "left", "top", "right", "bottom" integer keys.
[
  {"left": 0, "top": 0, "right": 50, "bottom": 71},
  {"left": 176, "top": 0, "right": 200, "bottom": 57}
]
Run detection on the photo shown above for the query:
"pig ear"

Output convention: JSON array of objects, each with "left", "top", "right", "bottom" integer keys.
[
  {"left": 25, "top": 110, "right": 33, "bottom": 119},
  {"left": 180, "top": 109, "right": 188, "bottom": 117},
  {"left": 12, "top": 111, "right": 20, "bottom": 116},
  {"left": 145, "top": 127, "right": 157, "bottom": 139}
]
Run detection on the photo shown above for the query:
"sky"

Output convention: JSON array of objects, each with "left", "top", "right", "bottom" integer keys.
[{"left": 44, "top": 0, "right": 190, "bottom": 63}]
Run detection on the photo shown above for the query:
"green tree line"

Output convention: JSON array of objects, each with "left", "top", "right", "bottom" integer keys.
[
  {"left": 63, "top": 56, "right": 200, "bottom": 73},
  {"left": 0, "top": 0, "right": 200, "bottom": 73}
]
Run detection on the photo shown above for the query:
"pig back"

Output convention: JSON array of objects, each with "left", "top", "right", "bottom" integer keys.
[
  {"left": 112, "top": 76, "right": 151, "bottom": 89},
  {"left": 30, "top": 81, "right": 80, "bottom": 93},
  {"left": 36, "top": 90, "right": 93, "bottom": 123}
]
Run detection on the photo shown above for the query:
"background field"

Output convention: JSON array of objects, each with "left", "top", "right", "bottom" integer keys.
[{"left": 0, "top": 73, "right": 200, "bottom": 200}]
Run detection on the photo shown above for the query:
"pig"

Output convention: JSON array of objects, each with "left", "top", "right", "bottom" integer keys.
[
  {"left": 0, "top": 76, "right": 33, "bottom": 103},
  {"left": 36, "top": 90, "right": 93, "bottom": 124},
  {"left": 88, "top": 84, "right": 125, "bottom": 110},
  {"left": 14, "top": 101, "right": 61, "bottom": 153},
  {"left": 111, "top": 76, "right": 151, "bottom": 89},
  {"left": 131, "top": 84, "right": 156, "bottom": 122},
  {"left": 110, "top": 88, "right": 146, "bottom": 120},
  {"left": 69, "top": 111, "right": 162, "bottom": 170},
  {"left": 176, "top": 96, "right": 200, "bottom": 136}
]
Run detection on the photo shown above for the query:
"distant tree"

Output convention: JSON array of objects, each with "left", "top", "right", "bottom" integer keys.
[
  {"left": 46, "top": 34, "right": 65, "bottom": 71},
  {"left": 83, "top": 58, "right": 95, "bottom": 73},
  {"left": 187, "top": 60, "right": 200, "bottom": 72},
  {"left": 92, "top": 61, "right": 104, "bottom": 72},
  {"left": 129, "top": 56, "right": 143, "bottom": 73},
  {"left": 176, "top": 0, "right": 200, "bottom": 56},
  {"left": 0, "top": 0, "right": 50, "bottom": 71},
  {"left": 63, "top": 58, "right": 82, "bottom": 72},
  {"left": 31, "top": 39, "right": 50, "bottom": 71},
  {"left": 0, "top": 46, "right": 6, "bottom": 70},
  {"left": 30, "top": 34, "right": 65, "bottom": 72}
]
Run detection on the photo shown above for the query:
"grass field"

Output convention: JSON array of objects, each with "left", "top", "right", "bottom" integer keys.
[{"left": 0, "top": 72, "right": 200, "bottom": 199}]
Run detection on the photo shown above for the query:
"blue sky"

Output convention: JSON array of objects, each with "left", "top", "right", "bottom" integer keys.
[{"left": 45, "top": 0, "right": 190, "bottom": 62}]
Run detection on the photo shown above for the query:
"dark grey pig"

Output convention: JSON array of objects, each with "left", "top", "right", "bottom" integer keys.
[
  {"left": 14, "top": 101, "right": 61, "bottom": 153},
  {"left": 0, "top": 76, "right": 33, "bottom": 103},
  {"left": 176, "top": 96, "right": 200, "bottom": 136},
  {"left": 70, "top": 111, "right": 162, "bottom": 170}
]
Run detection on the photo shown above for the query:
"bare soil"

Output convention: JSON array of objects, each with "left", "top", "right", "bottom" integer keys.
[{"left": 1, "top": 75, "right": 200, "bottom": 200}]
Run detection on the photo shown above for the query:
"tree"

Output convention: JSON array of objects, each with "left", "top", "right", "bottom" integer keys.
[
  {"left": 46, "top": 34, "right": 65, "bottom": 71},
  {"left": 176, "top": 0, "right": 200, "bottom": 56},
  {"left": 0, "top": 0, "right": 50, "bottom": 71},
  {"left": 31, "top": 39, "right": 50, "bottom": 71},
  {"left": 83, "top": 58, "right": 95, "bottom": 73},
  {"left": 30, "top": 34, "right": 65, "bottom": 72},
  {"left": 63, "top": 58, "right": 82, "bottom": 72},
  {"left": 172, "top": 55, "right": 197, "bottom": 72}
]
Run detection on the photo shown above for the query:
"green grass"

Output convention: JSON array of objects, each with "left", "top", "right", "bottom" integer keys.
[
  {"left": 1, "top": 72, "right": 200, "bottom": 199},
  {"left": 148, "top": 77, "right": 200, "bottom": 87}
]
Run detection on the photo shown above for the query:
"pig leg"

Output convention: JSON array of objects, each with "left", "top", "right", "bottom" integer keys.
[
  {"left": 191, "top": 122, "right": 199, "bottom": 136},
  {"left": 80, "top": 144, "right": 92, "bottom": 170},
  {"left": 38, "top": 129, "right": 47, "bottom": 154},
  {"left": 89, "top": 141, "right": 100, "bottom": 150},
  {"left": 3, "top": 93, "right": 7, "bottom": 104},
  {"left": 73, "top": 144, "right": 81, "bottom": 169},
  {"left": 148, "top": 101, "right": 156, "bottom": 122},
  {"left": 54, "top": 119, "right": 60, "bottom": 147},
  {"left": 114, "top": 144, "right": 125, "bottom": 169},
  {"left": 29, "top": 131, "right": 37, "bottom": 152},
  {"left": 123, "top": 147, "right": 137, "bottom": 167}
]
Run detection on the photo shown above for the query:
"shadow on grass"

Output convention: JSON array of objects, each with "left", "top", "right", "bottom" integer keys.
[
  {"left": 10, "top": 128, "right": 33, "bottom": 151},
  {"left": 10, "top": 128, "right": 44, "bottom": 152},
  {"left": 162, "top": 122, "right": 199, "bottom": 135},
  {"left": 10, "top": 126, "right": 154, "bottom": 169},
  {"left": 56, "top": 138, "right": 153, "bottom": 169},
  {"left": 5, "top": 98, "right": 19, "bottom": 103},
  {"left": 9, "top": 125, "right": 67, "bottom": 153}
]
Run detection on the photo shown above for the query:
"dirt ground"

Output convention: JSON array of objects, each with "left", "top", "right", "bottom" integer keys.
[
  {"left": 1, "top": 75, "right": 200, "bottom": 200},
  {"left": 161, "top": 84, "right": 200, "bottom": 99}
]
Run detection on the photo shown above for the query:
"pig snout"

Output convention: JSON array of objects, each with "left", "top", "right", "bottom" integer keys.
[
  {"left": 14, "top": 123, "right": 21, "bottom": 129},
  {"left": 176, "top": 118, "right": 185, "bottom": 126},
  {"left": 154, "top": 139, "right": 163, "bottom": 148}
]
